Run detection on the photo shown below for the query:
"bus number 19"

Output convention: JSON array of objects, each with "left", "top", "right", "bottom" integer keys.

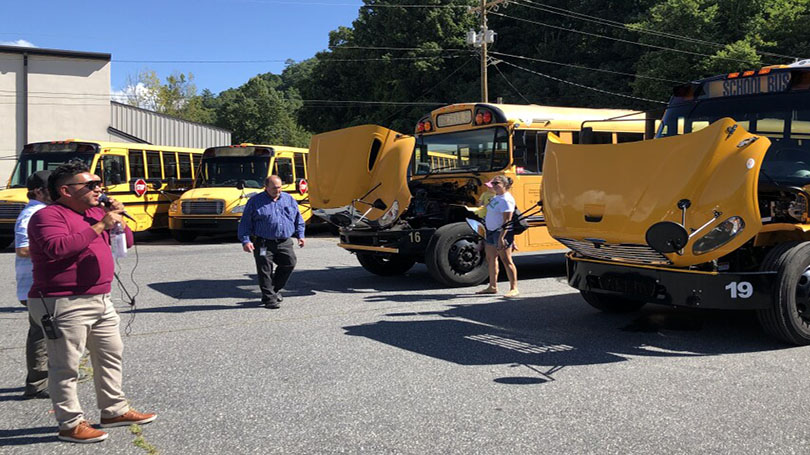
[{"left": 725, "top": 281, "right": 753, "bottom": 299}]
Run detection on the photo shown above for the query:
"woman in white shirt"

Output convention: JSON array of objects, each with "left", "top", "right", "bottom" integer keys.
[{"left": 476, "top": 175, "right": 519, "bottom": 297}]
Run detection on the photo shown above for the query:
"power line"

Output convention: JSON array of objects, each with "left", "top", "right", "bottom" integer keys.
[
  {"left": 491, "top": 60, "right": 533, "bottom": 104},
  {"left": 230, "top": 0, "right": 466, "bottom": 7},
  {"left": 516, "top": 0, "right": 801, "bottom": 61},
  {"left": 329, "top": 45, "right": 470, "bottom": 52},
  {"left": 489, "top": 10, "right": 760, "bottom": 66},
  {"left": 488, "top": 51, "right": 685, "bottom": 83},
  {"left": 497, "top": 58, "right": 667, "bottom": 104}
]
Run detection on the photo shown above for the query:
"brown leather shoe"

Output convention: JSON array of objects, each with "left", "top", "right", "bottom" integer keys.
[
  {"left": 58, "top": 420, "right": 109, "bottom": 443},
  {"left": 100, "top": 409, "right": 157, "bottom": 428}
]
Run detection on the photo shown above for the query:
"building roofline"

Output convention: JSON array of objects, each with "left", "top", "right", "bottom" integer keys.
[
  {"left": 0, "top": 45, "right": 111, "bottom": 61},
  {"left": 111, "top": 101, "right": 232, "bottom": 133}
]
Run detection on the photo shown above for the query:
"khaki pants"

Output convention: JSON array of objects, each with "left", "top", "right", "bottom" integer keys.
[{"left": 28, "top": 294, "right": 129, "bottom": 430}]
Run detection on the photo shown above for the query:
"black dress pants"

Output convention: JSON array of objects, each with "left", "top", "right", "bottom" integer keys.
[{"left": 252, "top": 237, "right": 297, "bottom": 303}]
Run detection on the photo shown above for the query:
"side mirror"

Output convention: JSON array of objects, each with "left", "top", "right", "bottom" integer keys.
[
  {"left": 372, "top": 198, "right": 387, "bottom": 211},
  {"left": 580, "top": 127, "right": 594, "bottom": 144},
  {"left": 236, "top": 179, "right": 245, "bottom": 190}
]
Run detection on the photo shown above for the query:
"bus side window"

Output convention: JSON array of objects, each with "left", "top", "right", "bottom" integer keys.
[
  {"left": 592, "top": 132, "right": 613, "bottom": 144},
  {"left": 616, "top": 133, "right": 644, "bottom": 143},
  {"left": 516, "top": 131, "right": 545, "bottom": 174},
  {"left": 178, "top": 153, "right": 193, "bottom": 179},
  {"left": 294, "top": 153, "right": 307, "bottom": 179},
  {"left": 146, "top": 151, "right": 162, "bottom": 179},
  {"left": 102, "top": 155, "right": 126, "bottom": 185},
  {"left": 128, "top": 150, "right": 145, "bottom": 179},
  {"left": 275, "top": 157, "right": 294, "bottom": 185},
  {"left": 163, "top": 152, "right": 178, "bottom": 181}
]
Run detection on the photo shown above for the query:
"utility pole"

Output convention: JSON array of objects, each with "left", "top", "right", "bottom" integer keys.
[{"left": 468, "top": 0, "right": 509, "bottom": 103}]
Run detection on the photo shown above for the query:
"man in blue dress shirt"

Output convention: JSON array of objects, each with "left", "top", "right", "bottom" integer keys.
[{"left": 238, "top": 175, "right": 306, "bottom": 308}]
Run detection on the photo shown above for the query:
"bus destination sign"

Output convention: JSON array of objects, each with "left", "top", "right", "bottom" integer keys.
[
  {"left": 436, "top": 110, "right": 472, "bottom": 128},
  {"left": 703, "top": 72, "right": 791, "bottom": 99}
]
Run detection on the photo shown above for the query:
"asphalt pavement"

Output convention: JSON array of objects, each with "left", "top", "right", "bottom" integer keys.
[{"left": 1, "top": 231, "right": 809, "bottom": 454}]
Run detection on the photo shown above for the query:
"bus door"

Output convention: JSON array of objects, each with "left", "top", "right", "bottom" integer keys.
[
  {"left": 98, "top": 149, "right": 131, "bottom": 219},
  {"left": 514, "top": 130, "right": 556, "bottom": 248}
]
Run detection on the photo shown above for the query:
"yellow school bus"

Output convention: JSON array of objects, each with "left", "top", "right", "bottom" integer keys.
[
  {"left": 308, "top": 103, "right": 649, "bottom": 286},
  {"left": 542, "top": 60, "right": 810, "bottom": 344},
  {"left": 0, "top": 139, "right": 203, "bottom": 248},
  {"left": 168, "top": 144, "right": 311, "bottom": 242}
]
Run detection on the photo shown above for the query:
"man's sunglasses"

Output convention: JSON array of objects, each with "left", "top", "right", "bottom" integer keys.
[{"left": 65, "top": 180, "right": 102, "bottom": 191}]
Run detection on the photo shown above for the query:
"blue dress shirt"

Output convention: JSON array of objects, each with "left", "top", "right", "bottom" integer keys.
[{"left": 238, "top": 191, "right": 305, "bottom": 244}]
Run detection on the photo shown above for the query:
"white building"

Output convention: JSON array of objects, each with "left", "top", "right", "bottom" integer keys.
[{"left": 0, "top": 44, "right": 230, "bottom": 181}]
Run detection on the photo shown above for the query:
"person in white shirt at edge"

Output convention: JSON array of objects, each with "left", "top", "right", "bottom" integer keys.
[
  {"left": 15, "top": 170, "right": 52, "bottom": 399},
  {"left": 476, "top": 175, "right": 519, "bottom": 298}
]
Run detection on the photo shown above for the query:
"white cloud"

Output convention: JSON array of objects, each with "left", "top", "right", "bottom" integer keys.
[{"left": 0, "top": 39, "right": 36, "bottom": 48}]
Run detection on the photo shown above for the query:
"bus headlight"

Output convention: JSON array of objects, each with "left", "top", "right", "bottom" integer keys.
[
  {"left": 692, "top": 216, "right": 745, "bottom": 255},
  {"left": 378, "top": 200, "right": 399, "bottom": 227},
  {"left": 169, "top": 201, "right": 179, "bottom": 213}
]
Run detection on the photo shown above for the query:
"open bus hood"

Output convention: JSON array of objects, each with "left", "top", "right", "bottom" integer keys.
[
  {"left": 308, "top": 125, "right": 414, "bottom": 225},
  {"left": 542, "top": 118, "right": 769, "bottom": 267}
]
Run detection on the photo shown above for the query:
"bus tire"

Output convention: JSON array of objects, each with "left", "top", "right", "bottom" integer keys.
[
  {"left": 0, "top": 236, "right": 12, "bottom": 250},
  {"left": 356, "top": 252, "right": 416, "bottom": 276},
  {"left": 580, "top": 291, "right": 645, "bottom": 313},
  {"left": 425, "top": 222, "right": 487, "bottom": 287},
  {"left": 757, "top": 241, "right": 810, "bottom": 345},
  {"left": 171, "top": 230, "right": 198, "bottom": 243}
]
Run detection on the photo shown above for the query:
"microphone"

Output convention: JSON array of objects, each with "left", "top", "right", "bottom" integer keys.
[{"left": 98, "top": 193, "right": 136, "bottom": 221}]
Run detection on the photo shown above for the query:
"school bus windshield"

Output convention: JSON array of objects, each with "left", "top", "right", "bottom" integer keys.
[
  {"left": 195, "top": 156, "right": 269, "bottom": 189},
  {"left": 658, "top": 91, "right": 810, "bottom": 186},
  {"left": 9, "top": 152, "right": 95, "bottom": 188},
  {"left": 413, "top": 126, "right": 510, "bottom": 175}
]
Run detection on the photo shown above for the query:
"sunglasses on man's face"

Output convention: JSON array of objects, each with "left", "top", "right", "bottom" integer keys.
[{"left": 65, "top": 180, "right": 102, "bottom": 191}]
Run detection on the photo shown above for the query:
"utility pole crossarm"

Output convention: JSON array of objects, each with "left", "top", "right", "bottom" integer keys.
[{"left": 468, "top": 0, "right": 510, "bottom": 13}]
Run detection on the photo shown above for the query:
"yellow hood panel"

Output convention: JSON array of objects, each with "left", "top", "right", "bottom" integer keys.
[
  {"left": 309, "top": 125, "right": 413, "bottom": 221},
  {"left": 543, "top": 118, "right": 769, "bottom": 267}
]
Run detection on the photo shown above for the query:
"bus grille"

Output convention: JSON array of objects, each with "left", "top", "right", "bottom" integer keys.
[
  {"left": 182, "top": 200, "right": 224, "bottom": 215},
  {"left": 558, "top": 238, "right": 673, "bottom": 265},
  {"left": 0, "top": 202, "right": 25, "bottom": 220}
]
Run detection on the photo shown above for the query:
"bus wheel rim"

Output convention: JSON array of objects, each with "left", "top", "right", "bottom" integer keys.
[
  {"left": 795, "top": 267, "right": 810, "bottom": 322},
  {"left": 448, "top": 238, "right": 482, "bottom": 274}
]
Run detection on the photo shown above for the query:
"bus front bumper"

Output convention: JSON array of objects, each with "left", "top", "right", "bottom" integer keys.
[
  {"left": 338, "top": 227, "right": 436, "bottom": 256},
  {"left": 566, "top": 254, "right": 776, "bottom": 310},
  {"left": 169, "top": 216, "right": 240, "bottom": 233}
]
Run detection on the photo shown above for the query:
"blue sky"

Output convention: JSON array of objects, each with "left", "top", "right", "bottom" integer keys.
[{"left": 0, "top": 0, "right": 363, "bottom": 94}]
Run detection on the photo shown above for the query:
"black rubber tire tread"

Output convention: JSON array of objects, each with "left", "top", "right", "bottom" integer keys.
[
  {"left": 170, "top": 230, "right": 198, "bottom": 243},
  {"left": 425, "top": 222, "right": 488, "bottom": 287},
  {"left": 580, "top": 290, "right": 646, "bottom": 313},
  {"left": 356, "top": 252, "right": 416, "bottom": 276},
  {"left": 757, "top": 241, "right": 810, "bottom": 345}
]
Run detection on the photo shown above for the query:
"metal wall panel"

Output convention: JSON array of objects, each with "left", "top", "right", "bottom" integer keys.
[{"left": 110, "top": 101, "right": 231, "bottom": 148}]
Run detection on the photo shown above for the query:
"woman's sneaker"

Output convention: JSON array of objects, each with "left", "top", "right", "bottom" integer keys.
[
  {"left": 100, "top": 409, "right": 157, "bottom": 428},
  {"left": 58, "top": 420, "right": 109, "bottom": 443}
]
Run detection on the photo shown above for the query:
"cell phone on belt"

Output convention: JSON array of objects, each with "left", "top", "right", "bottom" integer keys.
[{"left": 39, "top": 292, "right": 61, "bottom": 340}]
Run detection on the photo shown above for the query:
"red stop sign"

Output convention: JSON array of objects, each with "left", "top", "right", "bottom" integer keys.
[
  {"left": 133, "top": 178, "right": 148, "bottom": 197},
  {"left": 297, "top": 179, "right": 308, "bottom": 195}
]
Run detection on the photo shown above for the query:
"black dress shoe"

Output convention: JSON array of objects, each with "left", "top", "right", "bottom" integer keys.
[
  {"left": 275, "top": 293, "right": 283, "bottom": 303},
  {"left": 264, "top": 301, "right": 280, "bottom": 309},
  {"left": 23, "top": 389, "right": 49, "bottom": 399}
]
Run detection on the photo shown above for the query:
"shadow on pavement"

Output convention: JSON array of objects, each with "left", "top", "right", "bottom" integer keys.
[
  {"left": 343, "top": 293, "right": 788, "bottom": 384},
  {"left": 0, "top": 426, "right": 58, "bottom": 447}
]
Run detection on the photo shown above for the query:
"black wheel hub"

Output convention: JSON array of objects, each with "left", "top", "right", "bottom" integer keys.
[
  {"left": 447, "top": 237, "right": 483, "bottom": 274},
  {"left": 795, "top": 267, "right": 810, "bottom": 321}
]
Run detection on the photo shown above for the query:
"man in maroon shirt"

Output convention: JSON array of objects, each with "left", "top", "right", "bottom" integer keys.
[{"left": 27, "top": 162, "right": 157, "bottom": 444}]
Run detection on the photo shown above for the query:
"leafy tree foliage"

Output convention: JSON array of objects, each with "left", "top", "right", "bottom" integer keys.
[{"left": 127, "top": 0, "right": 810, "bottom": 143}]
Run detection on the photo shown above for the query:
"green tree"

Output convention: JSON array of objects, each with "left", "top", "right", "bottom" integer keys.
[
  {"left": 124, "top": 69, "right": 216, "bottom": 124},
  {"left": 215, "top": 74, "right": 311, "bottom": 147}
]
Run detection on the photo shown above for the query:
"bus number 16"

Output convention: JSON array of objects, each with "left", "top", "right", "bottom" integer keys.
[{"left": 725, "top": 281, "right": 753, "bottom": 299}]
